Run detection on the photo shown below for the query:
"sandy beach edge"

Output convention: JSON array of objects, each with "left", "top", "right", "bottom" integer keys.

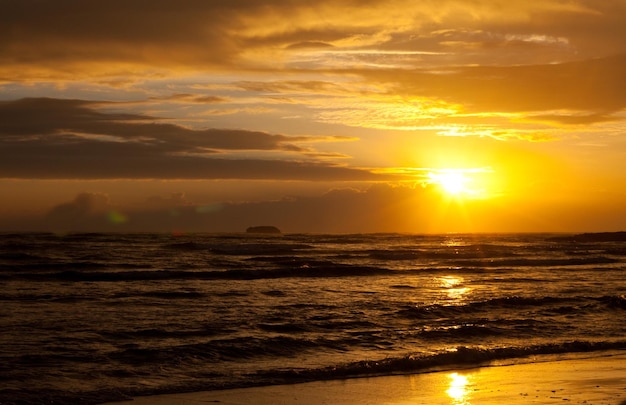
[{"left": 104, "top": 351, "right": 626, "bottom": 405}]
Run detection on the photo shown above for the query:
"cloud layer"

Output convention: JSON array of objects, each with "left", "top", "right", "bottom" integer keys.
[
  {"left": 5, "top": 183, "right": 620, "bottom": 234},
  {"left": 0, "top": 97, "right": 385, "bottom": 180},
  {"left": 2, "top": 1, "right": 624, "bottom": 138}
]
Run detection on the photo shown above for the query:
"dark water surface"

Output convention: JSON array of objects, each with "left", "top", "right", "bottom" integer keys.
[{"left": 1, "top": 232, "right": 625, "bottom": 404}]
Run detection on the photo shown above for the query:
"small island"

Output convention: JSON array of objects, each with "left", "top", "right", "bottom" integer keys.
[{"left": 246, "top": 226, "right": 281, "bottom": 234}]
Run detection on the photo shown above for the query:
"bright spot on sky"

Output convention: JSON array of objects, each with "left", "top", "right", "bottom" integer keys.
[{"left": 429, "top": 171, "right": 472, "bottom": 196}]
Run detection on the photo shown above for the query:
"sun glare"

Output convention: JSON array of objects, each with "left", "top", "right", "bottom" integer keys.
[
  {"left": 374, "top": 166, "right": 494, "bottom": 199},
  {"left": 428, "top": 171, "right": 472, "bottom": 196}
]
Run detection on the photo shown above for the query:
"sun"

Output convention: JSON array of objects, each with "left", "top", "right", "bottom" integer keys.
[
  {"left": 438, "top": 172, "right": 469, "bottom": 195},
  {"left": 428, "top": 171, "right": 472, "bottom": 196},
  {"left": 378, "top": 166, "right": 493, "bottom": 198}
]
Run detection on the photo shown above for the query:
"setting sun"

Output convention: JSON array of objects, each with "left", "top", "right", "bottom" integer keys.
[
  {"left": 423, "top": 167, "right": 497, "bottom": 201},
  {"left": 428, "top": 171, "right": 475, "bottom": 197},
  {"left": 433, "top": 172, "right": 470, "bottom": 195}
]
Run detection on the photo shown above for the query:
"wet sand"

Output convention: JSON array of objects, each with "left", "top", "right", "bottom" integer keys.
[{"left": 105, "top": 352, "right": 626, "bottom": 404}]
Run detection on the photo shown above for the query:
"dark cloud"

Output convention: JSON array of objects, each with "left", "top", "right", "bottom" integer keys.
[
  {"left": 0, "top": 154, "right": 385, "bottom": 181},
  {"left": 144, "top": 193, "right": 193, "bottom": 210},
  {"left": 0, "top": 98, "right": 150, "bottom": 136},
  {"left": 0, "top": 1, "right": 241, "bottom": 69},
  {"left": 0, "top": 1, "right": 374, "bottom": 65},
  {"left": 0, "top": 97, "right": 387, "bottom": 181},
  {"left": 286, "top": 41, "right": 335, "bottom": 50},
  {"left": 49, "top": 192, "right": 112, "bottom": 215},
  {"left": 44, "top": 192, "right": 114, "bottom": 231},
  {"left": 35, "top": 185, "right": 430, "bottom": 233},
  {"left": 244, "top": 26, "right": 368, "bottom": 50},
  {"left": 0, "top": 97, "right": 307, "bottom": 150},
  {"left": 0, "top": 1, "right": 373, "bottom": 77},
  {"left": 28, "top": 181, "right": 624, "bottom": 234}
]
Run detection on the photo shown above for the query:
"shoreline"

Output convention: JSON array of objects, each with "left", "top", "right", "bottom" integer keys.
[{"left": 104, "top": 351, "right": 626, "bottom": 404}]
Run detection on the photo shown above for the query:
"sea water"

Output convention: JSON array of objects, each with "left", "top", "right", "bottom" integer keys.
[{"left": 1, "top": 232, "right": 625, "bottom": 404}]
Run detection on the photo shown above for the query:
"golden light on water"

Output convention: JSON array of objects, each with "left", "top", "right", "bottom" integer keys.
[
  {"left": 438, "top": 275, "right": 462, "bottom": 289},
  {"left": 447, "top": 372, "right": 471, "bottom": 404},
  {"left": 437, "top": 276, "right": 472, "bottom": 303}
]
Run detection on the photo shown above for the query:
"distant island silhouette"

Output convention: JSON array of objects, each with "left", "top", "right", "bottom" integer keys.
[
  {"left": 246, "top": 226, "right": 281, "bottom": 234},
  {"left": 550, "top": 231, "right": 626, "bottom": 242}
]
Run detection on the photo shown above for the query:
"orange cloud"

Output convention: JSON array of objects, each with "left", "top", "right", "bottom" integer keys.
[{"left": 2, "top": 1, "right": 625, "bottom": 80}]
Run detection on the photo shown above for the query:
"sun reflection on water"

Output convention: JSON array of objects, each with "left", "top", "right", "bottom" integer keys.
[
  {"left": 437, "top": 276, "right": 472, "bottom": 303},
  {"left": 446, "top": 372, "right": 471, "bottom": 404}
]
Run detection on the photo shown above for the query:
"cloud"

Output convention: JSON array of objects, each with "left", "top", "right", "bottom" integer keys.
[
  {"left": 49, "top": 192, "right": 112, "bottom": 215},
  {"left": 0, "top": 98, "right": 306, "bottom": 150},
  {"left": 35, "top": 185, "right": 432, "bottom": 233},
  {"left": 2, "top": 1, "right": 625, "bottom": 137},
  {"left": 0, "top": 98, "right": 150, "bottom": 136},
  {"left": 524, "top": 112, "right": 623, "bottom": 126},
  {"left": 397, "top": 54, "right": 626, "bottom": 112},
  {"left": 151, "top": 94, "right": 230, "bottom": 104},
  {"left": 2, "top": 0, "right": 625, "bottom": 80},
  {"left": 223, "top": 53, "right": 626, "bottom": 138},
  {"left": 0, "top": 97, "right": 388, "bottom": 181},
  {"left": 44, "top": 192, "right": 115, "bottom": 230},
  {"left": 144, "top": 193, "right": 194, "bottom": 210},
  {"left": 29, "top": 180, "right": 626, "bottom": 234},
  {"left": 286, "top": 41, "right": 335, "bottom": 50},
  {"left": 350, "top": 54, "right": 626, "bottom": 131},
  {"left": 236, "top": 80, "right": 349, "bottom": 95},
  {"left": 0, "top": 1, "right": 240, "bottom": 74}
]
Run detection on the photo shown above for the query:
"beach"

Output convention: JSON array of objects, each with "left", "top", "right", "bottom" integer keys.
[{"left": 106, "top": 352, "right": 626, "bottom": 405}]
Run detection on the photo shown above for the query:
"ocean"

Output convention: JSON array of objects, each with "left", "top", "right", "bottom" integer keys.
[{"left": 1, "top": 232, "right": 625, "bottom": 404}]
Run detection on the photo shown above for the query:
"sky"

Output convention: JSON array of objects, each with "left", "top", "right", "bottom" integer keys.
[{"left": 1, "top": 0, "right": 626, "bottom": 234}]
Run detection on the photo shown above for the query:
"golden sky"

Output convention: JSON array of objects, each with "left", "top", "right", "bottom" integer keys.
[{"left": 1, "top": 0, "right": 626, "bottom": 233}]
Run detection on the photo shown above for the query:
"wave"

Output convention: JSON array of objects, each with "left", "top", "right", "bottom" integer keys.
[
  {"left": 604, "top": 294, "right": 626, "bottom": 309},
  {"left": 8, "top": 264, "right": 393, "bottom": 281},
  {"left": 4, "top": 341, "right": 626, "bottom": 405},
  {"left": 0, "top": 260, "right": 149, "bottom": 274},
  {"left": 109, "top": 335, "right": 331, "bottom": 365},
  {"left": 449, "top": 256, "right": 619, "bottom": 267},
  {"left": 164, "top": 241, "right": 314, "bottom": 255},
  {"left": 368, "top": 244, "right": 520, "bottom": 261},
  {"left": 397, "top": 295, "right": 624, "bottom": 320},
  {"left": 0, "top": 290, "right": 208, "bottom": 302},
  {"left": 99, "top": 326, "right": 227, "bottom": 341},
  {"left": 250, "top": 341, "right": 626, "bottom": 384},
  {"left": 6, "top": 255, "right": 624, "bottom": 280},
  {"left": 549, "top": 231, "right": 626, "bottom": 242}
]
